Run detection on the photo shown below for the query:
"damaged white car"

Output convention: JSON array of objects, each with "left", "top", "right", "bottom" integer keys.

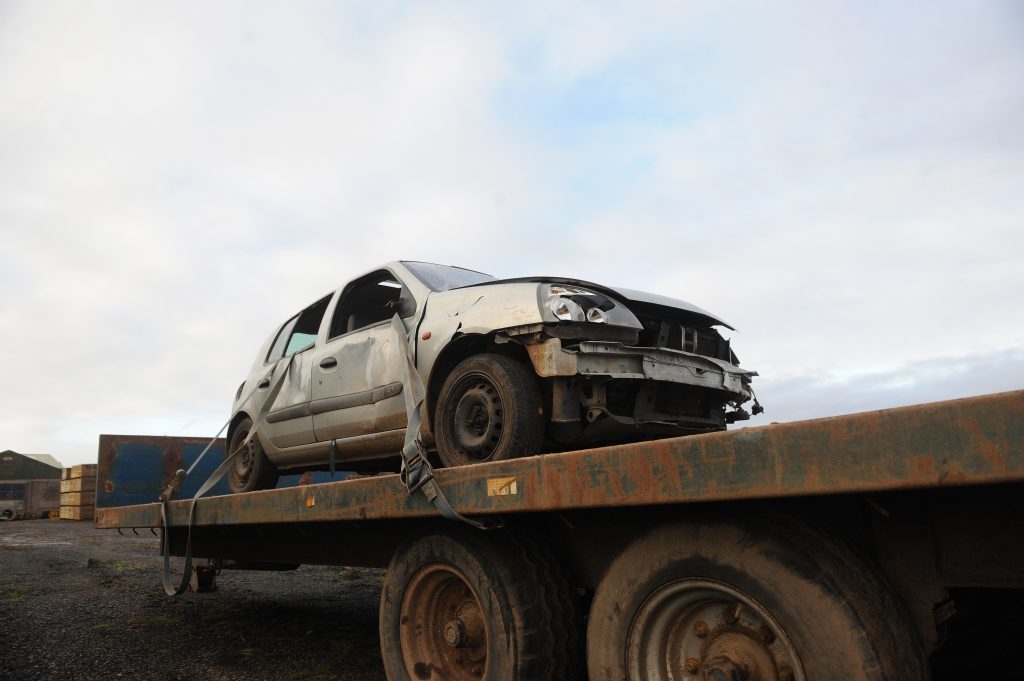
[{"left": 226, "top": 261, "right": 761, "bottom": 492}]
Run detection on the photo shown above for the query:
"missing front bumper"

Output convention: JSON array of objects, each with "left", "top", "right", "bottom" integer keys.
[{"left": 525, "top": 337, "right": 754, "bottom": 398}]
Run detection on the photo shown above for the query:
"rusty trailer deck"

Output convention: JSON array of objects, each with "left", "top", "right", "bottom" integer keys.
[{"left": 95, "top": 390, "right": 1024, "bottom": 530}]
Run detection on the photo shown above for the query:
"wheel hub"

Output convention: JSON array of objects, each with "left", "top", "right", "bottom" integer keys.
[
  {"left": 445, "top": 619, "right": 467, "bottom": 647},
  {"left": 451, "top": 380, "right": 504, "bottom": 461},
  {"left": 466, "top": 405, "right": 488, "bottom": 436},
  {"left": 704, "top": 656, "right": 748, "bottom": 681},
  {"left": 400, "top": 564, "right": 488, "bottom": 680},
  {"left": 626, "top": 578, "right": 804, "bottom": 681},
  {"left": 701, "top": 631, "right": 776, "bottom": 681},
  {"left": 231, "top": 429, "right": 255, "bottom": 483},
  {"left": 444, "top": 601, "right": 484, "bottom": 649}
]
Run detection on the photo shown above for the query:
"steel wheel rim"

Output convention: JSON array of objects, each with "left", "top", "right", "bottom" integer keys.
[
  {"left": 230, "top": 426, "right": 254, "bottom": 485},
  {"left": 626, "top": 578, "right": 805, "bottom": 681},
  {"left": 400, "top": 563, "right": 489, "bottom": 680},
  {"left": 448, "top": 373, "right": 504, "bottom": 462}
]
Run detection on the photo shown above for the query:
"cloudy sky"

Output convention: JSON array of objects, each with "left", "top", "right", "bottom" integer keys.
[{"left": 1, "top": 1, "right": 1022, "bottom": 466}]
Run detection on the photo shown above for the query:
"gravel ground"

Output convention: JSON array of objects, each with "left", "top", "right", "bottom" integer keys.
[
  {"left": 0, "top": 519, "right": 385, "bottom": 681},
  {"left": 2, "top": 518, "right": 1016, "bottom": 680}
]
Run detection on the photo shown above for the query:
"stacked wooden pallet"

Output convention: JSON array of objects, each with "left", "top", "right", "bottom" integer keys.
[{"left": 60, "top": 464, "right": 97, "bottom": 520}]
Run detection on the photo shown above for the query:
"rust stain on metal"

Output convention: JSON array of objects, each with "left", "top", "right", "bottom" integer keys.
[
  {"left": 98, "top": 435, "right": 118, "bottom": 500},
  {"left": 912, "top": 456, "right": 935, "bottom": 477},
  {"left": 162, "top": 440, "right": 183, "bottom": 491},
  {"left": 96, "top": 390, "right": 1024, "bottom": 529},
  {"left": 959, "top": 415, "right": 1009, "bottom": 473},
  {"left": 802, "top": 459, "right": 825, "bottom": 491}
]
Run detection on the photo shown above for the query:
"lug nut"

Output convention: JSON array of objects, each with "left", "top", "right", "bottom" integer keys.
[
  {"left": 444, "top": 619, "right": 467, "bottom": 648},
  {"left": 685, "top": 657, "right": 701, "bottom": 673},
  {"left": 694, "top": 620, "right": 709, "bottom": 638}
]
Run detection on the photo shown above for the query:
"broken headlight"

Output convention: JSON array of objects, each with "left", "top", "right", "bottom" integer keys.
[{"left": 547, "top": 285, "right": 613, "bottom": 322}]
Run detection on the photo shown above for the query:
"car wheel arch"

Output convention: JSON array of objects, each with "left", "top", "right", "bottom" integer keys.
[
  {"left": 425, "top": 333, "right": 535, "bottom": 432},
  {"left": 226, "top": 411, "right": 252, "bottom": 455}
]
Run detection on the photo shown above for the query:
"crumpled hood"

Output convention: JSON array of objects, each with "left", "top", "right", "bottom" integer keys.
[{"left": 457, "top": 276, "right": 735, "bottom": 330}]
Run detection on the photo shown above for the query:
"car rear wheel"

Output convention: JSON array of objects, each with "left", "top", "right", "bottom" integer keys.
[
  {"left": 227, "top": 417, "right": 278, "bottom": 493},
  {"left": 434, "top": 353, "right": 544, "bottom": 467}
]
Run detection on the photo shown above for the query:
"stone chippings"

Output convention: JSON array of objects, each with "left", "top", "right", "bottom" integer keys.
[{"left": 0, "top": 520, "right": 386, "bottom": 681}]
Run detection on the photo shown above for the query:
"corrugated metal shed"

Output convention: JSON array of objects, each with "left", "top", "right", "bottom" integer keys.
[{"left": 0, "top": 450, "right": 62, "bottom": 480}]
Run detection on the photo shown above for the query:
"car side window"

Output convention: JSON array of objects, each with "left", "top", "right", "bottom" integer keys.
[
  {"left": 266, "top": 295, "right": 332, "bottom": 363},
  {"left": 265, "top": 316, "right": 298, "bottom": 363},
  {"left": 329, "top": 271, "right": 413, "bottom": 338}
]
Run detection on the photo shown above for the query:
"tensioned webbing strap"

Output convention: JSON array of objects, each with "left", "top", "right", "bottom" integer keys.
[
  {"left": 159, "top": 354, "right": 295, "bottom": 596},
  {"left": 389, "top": 314, "right": 500, "bottom": 531},
  {"left": 158, "top": 315, "right": 499, "bottom": 596}
]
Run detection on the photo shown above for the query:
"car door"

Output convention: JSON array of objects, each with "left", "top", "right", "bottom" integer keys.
[
  {"left": 310, "top": 270, "right": 416, "bottom": 444},
  {"left": 260, "top": 294, "right": 332, "bottom": 450}
]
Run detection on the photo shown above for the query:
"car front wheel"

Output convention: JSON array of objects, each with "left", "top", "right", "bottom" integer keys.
[{"left": 434, "top": 353, "right": 544, "bottom": 467}]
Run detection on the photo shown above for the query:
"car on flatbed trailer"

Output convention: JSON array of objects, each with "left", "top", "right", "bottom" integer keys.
[
  {"left": 97, "top": 390, "right": 1024, "bottom": 680},
  {"left": 226, "top": 261, "right": 759, "bottom": 493}
]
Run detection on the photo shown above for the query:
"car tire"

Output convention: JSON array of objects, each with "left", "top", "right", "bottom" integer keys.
[
  {"left": 587, "top": 514, "right": 929, "bottom": 681},
  {"left": 227, "top": 417, "right": 278, "bottom": 493},
  {"left": 379, "top": 527, "right": 578, "bottom": 681},
  {"left": 434, "top": 353, "right": 544, "bottom": 467}
]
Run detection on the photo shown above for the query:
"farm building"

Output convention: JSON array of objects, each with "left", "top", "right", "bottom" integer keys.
[
  {"left": 0, "top": 450, "right": 62, "bottom": 480},
  {"left": 0, "top": 450, "right": 62, "bottom": 520}
]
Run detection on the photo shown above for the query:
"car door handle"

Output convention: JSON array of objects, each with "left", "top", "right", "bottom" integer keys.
[
  {"left": 319, "top": 357, "right": 338, "bottom": 369},
  {"left": 257, "top": 378, "right": 271, "bottom": 389}
]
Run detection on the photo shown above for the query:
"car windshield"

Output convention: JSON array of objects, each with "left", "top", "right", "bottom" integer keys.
[{"left": 403, "top": 262, "right": 496, "bottom": 291}]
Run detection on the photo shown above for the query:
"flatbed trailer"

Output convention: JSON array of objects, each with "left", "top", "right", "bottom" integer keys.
[{"left": 96, "top": 390, "right": 1024, "bottom": 681}]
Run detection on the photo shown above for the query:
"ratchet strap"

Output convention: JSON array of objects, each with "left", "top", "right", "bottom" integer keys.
[
  {"left": 390, "top": 314, "right": 500, "bottom": 530},
  {"left": 158, "top": 315, "right": 498, "bottom": 596},
  {"left": 159, "top": 354, "right": 295, "bottom": 595}
]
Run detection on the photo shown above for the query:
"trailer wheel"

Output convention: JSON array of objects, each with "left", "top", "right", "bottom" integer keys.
[
  {"left": 434, "top": 353, "right": 544, "bottom": 467},
  {"left": 587, "top": 516, "right": 928, "bottom": 681},
  {"left": 227, "top": 417, "right": 278, "bottom": 493},
  {"left": 0, "top": 508, "right": 13, "bottom": 521},
  {"left": 380, "top": 528, "right": 577, "bottom": 681}
]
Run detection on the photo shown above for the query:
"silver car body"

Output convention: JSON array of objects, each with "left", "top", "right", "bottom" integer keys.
[{"left": 230, "top": 261, "right": 758, "bottom": 473}]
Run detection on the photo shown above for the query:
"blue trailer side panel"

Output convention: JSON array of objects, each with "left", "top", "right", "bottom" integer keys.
[{"left": 96, "top": 435, "right": 342, "bottom": 507}]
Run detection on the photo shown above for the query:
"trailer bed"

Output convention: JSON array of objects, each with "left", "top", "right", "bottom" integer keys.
[{"left": 95, "top": 390, "right": 1024, "bottom": 529}]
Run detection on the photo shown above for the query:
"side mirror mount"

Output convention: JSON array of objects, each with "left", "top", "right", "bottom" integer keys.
[{"left": 386, "top": 297, "right": 417, "bottom": 318}]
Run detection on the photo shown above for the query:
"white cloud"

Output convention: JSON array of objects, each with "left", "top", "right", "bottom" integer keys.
[
  {"left": 0, "top": 1, "right": 1021, "bottom": 464},
  {"left": 745, "top": 347, "right": 1024, "bottom": 426}
]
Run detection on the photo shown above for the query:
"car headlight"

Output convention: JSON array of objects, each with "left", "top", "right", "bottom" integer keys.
[{"left": 546, "top": 285, "right": 616, "bottom": 323}]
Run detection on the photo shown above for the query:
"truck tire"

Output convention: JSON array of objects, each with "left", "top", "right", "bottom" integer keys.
[
  {"left": 587, "top": 515, "right": 928, "bottom": 681},
  {"left": 226, "top": 417, "right": 278, "bottom": 493},
  {"left": 434, "top": 353, "right": 544, "bottom": 467},
  {"left": 379, "top": 527, "right": 578, "bottom": 681}
]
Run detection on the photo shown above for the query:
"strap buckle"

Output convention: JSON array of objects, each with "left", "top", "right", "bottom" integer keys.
[{"left": 400, "top": 439, "right": 435, "bottom": 495}]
